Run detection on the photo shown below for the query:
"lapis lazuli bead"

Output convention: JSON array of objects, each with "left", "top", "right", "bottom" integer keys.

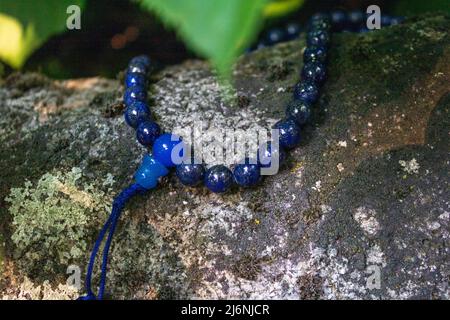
[
  {"left": 307, "top": 29, "right": 330, "bottom": 47},
  {"left": 152, "top": 133, "right": 185, "bottom": 168},
  {"left": 125, "top": 72, "right": 147, "bottom": 88},
  {"left": 310, "top": 13, "right": 330, "bottom": 22},
  {"left": 204, "top": 165, "right": 233, "bottom": 193},
  {"left": 257, "top": 141, "right": 286, "bottom": 169},
  {"left": 128, "top": 61, "right": 147, "bottom": 75},
  {"left": 308, "top": 13, "right": 331, "bottom": 31},
  {"left": 130, "top": 55, "right": 151, "bottom": 69},
  {"left": 390, "top": 16, "right": 405, "bottom": 26},
  {"left": 135, "top": 155, "right": 169, "bottom": 189},
  {"left": 176, "top": 161, "right": 205, "bottom": 186},
  {"left": 358, "top": 26, "right": 370, "bottom": 33},
  {"left": 256, "top": 41, "right": 267, "bottom": 50},
  {"left": 381, "top": 15, "right": 392, "bottom": 27},
  {"left": 302, "top": 61, "right": 327, "bottom": 84},
  {"left": 303, "top": 46, "right": 327, "bottom": 63},
  {"left": 137, "top": 121, "right": 161, "bottom": 147},
  {"left": 233, "top": 159, "right": 260, "bottom": 187},
  {"left": 331, "top": 10, "right": 347, "bottom": 31},
  {"left": 124, "top": 86, "right": 147, "bottom": 107},
  {"left": 348, "top": 10, "right": 364, "bottom": 29},
  {"left": 293, "top": 81, "right": 319, "bottom": 104},
  {"left": 285, "top": 100, "right": 311, "bottom": 126},
  {"left": 285, "top": 22, "right": 301, "bottom": 40},
  {"left": 273, "top": 118, "right": 301, "bottom": 149},
  {"left": 124, "top": 101, "right": 151, "bottom": 128},
  {"left": 266, "top": 28, "right": 285, "bottom": 45}
]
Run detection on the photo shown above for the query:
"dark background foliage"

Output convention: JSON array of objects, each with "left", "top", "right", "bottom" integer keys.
[{"left": 3, "top": 0, "right": 448, "bottom": 79}]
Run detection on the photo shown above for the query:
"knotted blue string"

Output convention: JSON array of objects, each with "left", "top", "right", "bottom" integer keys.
[{"left": 78, "top": 183, "right": 146, "bottom": 300}]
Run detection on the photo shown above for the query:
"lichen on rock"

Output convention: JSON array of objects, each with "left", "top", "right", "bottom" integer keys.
[{"left": 5, "top": 167, "right": 115, "bottom": 275}]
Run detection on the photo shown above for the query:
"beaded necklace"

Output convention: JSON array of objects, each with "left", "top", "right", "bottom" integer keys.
[{"left": 79, "top": 11, "right": 404, "bottom": 300}]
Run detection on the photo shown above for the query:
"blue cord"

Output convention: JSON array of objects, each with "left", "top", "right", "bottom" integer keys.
[{"left": 78, "top": 183, "right": 146, "bottom": 300}]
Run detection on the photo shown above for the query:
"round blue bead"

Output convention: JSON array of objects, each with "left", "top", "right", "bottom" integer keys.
[
  {"left": 233, "top": 159, "right": 260, "bottom": 187},
  {"left": 124, "top": 86, "right": 147, "bottom": 107},
  {"left": 381, "top": 15, "right": 392, "bottom": 27},
  {"left": 310, "top": 13, "right": 330, "bottom": 22},
  {"left": 135, "top": 155, "right": 169, "bottom": 189},
  {"left": 285, "top": 22, "right": 301, "bottom": 40},
  {"left": 124, "top": 101, "right": 151, "bottom": 128},
  {"left": 348, "top": 10, "right": 364, "bottom": 29},
  {"left": 302, "top": 61, "right": 327, "bottom": 84},
  {"left": 256, "top": 41, "right": 267, "bottom": 50},
  {"left": 257, "top": 141, "right": 286, "bottom": 169},
  {"left": 130, "top": 55, "right": 151, "bottom": 69},
  {"left": 307, "top": 29, "right": 330, "bottom": 47},
  {"left": 308, "top": 13, "right": 331, "bottom": 32},
  {"left": 390, "top": 16, "right": 405, "bottom": 26},
  {"left": 358, "top": 26, "right": 370, "bottom": 33},
  {"left": 285, "top": 100, "right": 311, "bottom": 126},
  {"left": 176, "top": 161, "right": 205, "bottom": 186},
  {"left": 125, "top": 72, "right": 147, "bottom": 88},
  {"left": 152, "top": 133, "right": 185, "bottom": 168},
  {"left": 304, "top": 46, "right": 327, "bottom": 64},
  {"left": 331, "top": 10, "right": 347, "bottom": 31},
  {"left": 273, "top": 118, "right": 301, "bottom": 149},
  {"left": 293, "top": 81, "right": 319, "bottom": 104},
  {"left": 204, "top": 165, "right": 233, "bottom": 193},
  {"left": 136, "top": 121, "right": 161, "bottom": 147},
  {"left": 128, "top": 61, "right": 147, "bottom": 75},
  {"left": 266, "top": 28, "right": 286, "bottom": 45}
]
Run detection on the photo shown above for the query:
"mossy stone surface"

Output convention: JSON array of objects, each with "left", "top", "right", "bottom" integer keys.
[{"left": 0, "top": 14, "right": 449, "bottom": 299}]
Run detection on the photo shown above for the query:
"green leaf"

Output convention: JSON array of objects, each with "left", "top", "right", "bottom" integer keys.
[
  {"left": 263, "top": 0, "right": 304, "bottom": 18},
  {"left": 141, "top": 0, "right": 268, "bottom": 77},
  {"left": 0, "top": 0, "right": 85, "bottom": 69}
]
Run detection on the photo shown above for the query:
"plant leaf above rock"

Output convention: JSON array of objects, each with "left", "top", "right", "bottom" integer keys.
[
  {"left": 140, "top": 0, "right": 268, "bottom": 77},
  {"left": 0, "top": 0, "right": 85, "bottom": 69}
]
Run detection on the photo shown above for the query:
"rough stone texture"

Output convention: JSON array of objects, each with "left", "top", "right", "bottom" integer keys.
[{"left": 0, "top": 14, "right": 449, "bottom": 300}]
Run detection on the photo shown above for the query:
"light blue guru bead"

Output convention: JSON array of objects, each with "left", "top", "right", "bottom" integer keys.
[
  {"left": 134, "top": 155, "right": 169, "bottom": 189},
  {"left": 152, "top": 133, "right": 186, "bottom": 168}
]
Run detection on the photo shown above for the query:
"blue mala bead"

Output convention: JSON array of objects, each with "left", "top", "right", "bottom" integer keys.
[
  {"left": 124, "top": 101, "right": 151, "bottom": 128},
  {"left": 128, "top": 61, "right": 147, "bottom": 75},
  {"left": 308, "top": 14, "right": 331, "bottom": 31},
  {"left": 273, "top": 118, "right": 302, "bottom": 149},
  {"left": 301, "top": 61, "right": 327, "bottom": 84},
  {"left": 381, "top": 15, "right": 392, "bottom": 27},
  {"left": 125, "top": 72, "right": 147, "bottom": 88},
  {"left": 348, "top": 10, "right": 364, "bottom": 30},
  {"left": 152, "top": 133, "right": 186, "bottom": 168},
  {"left": 176, "top": 161, "right": 205, "bottom": 187},
  {"left": 135, "top": 155, "right": 169, "bottom": 189},
  {"left": 204, "top": 165, "right": 233, "bottom": 193},
  {"left": 257, "top": 141, "right": 286, "bottom": 169},
  {"left": 285, "top": 22, "right": 301, "bottom": 40},
  {"left": 124, "top": 86, "right": 147, "bottom": 107},
  {"left": 310, "top": 13, "right": 330, "bottom": 23},
  {"left": 307, "top": 29, "right": 330, "bottom": 47},
  {"left": 390, "top": 16, "right": 405, "bottom": 26},
  {"left": 303, "top": 46, "right": 327, "bottom": 63},
  {"left": 331, "top": 10, "right": 347, "bottom": 31},
  {"left": 293, "top": 81, "right": 319, "bottom": 104},
  {"left": 285, "top": 99, "right": 311, "bottom": 126},
  {"left": 130, "top": 55, "right": 151, "bottom": 69},
  {"left": 233, "top": 159, "right": 261, "bottom": 187},
  {"left": 136, "top": 121, "right": 161, "bottom": 147},
  {"left": 265, "top": 28, "right": 286, "bottom": 45}
]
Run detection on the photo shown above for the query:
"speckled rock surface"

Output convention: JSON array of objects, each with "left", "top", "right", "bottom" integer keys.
[{"left": 0, "top": 14, "right": 449, "bottom": 300}]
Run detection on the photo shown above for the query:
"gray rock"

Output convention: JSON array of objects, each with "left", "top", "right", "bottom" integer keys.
[{"left": 0, "top": 13, "right": 449, "bottom": 299}]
